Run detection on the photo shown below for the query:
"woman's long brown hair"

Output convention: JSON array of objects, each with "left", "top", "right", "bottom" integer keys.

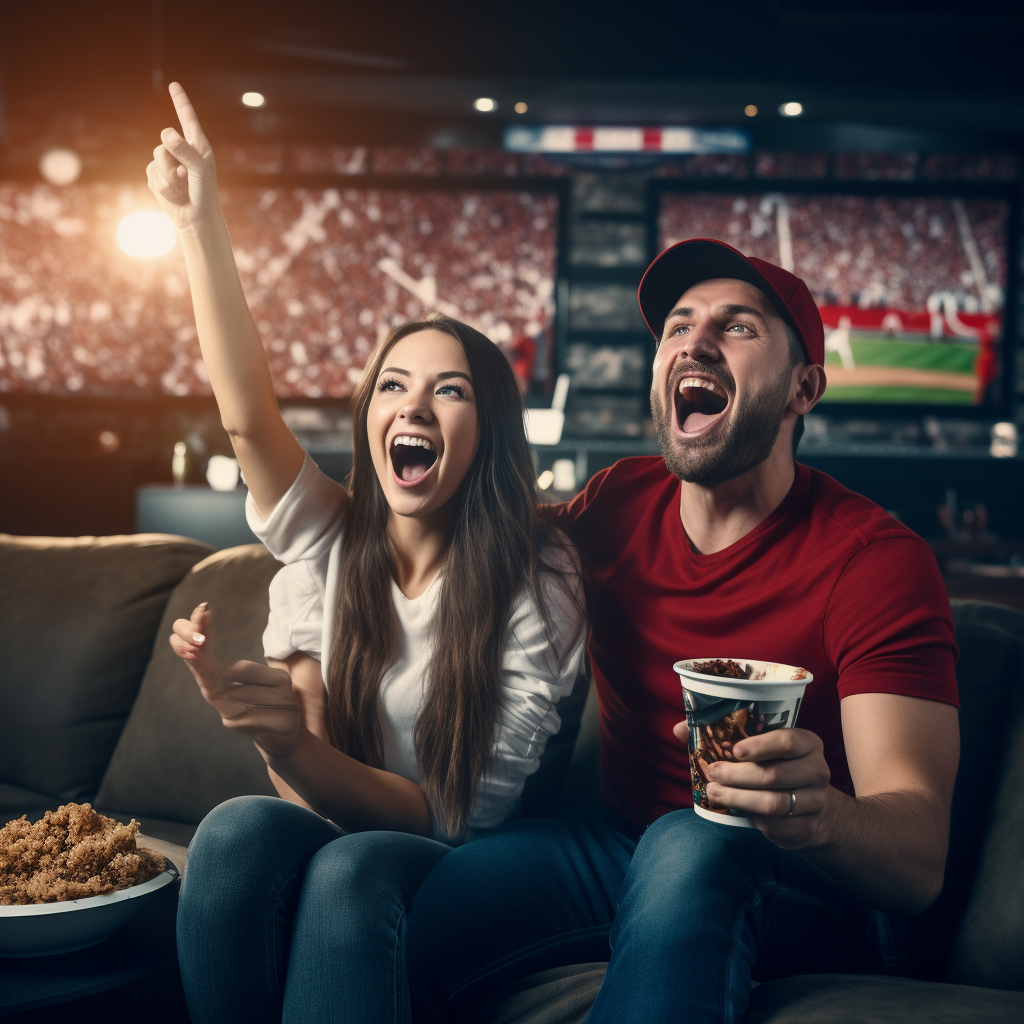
[{"left": 325, "top": 315, "right": 580, "bottom": 838}]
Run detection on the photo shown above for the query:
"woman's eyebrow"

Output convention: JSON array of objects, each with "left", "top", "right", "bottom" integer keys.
[
  {"left": 437, "top": 371, "right": 472, "bottom": 383},
  {"left": 380, "top": 366, "right": 409, "bottom": 376}
]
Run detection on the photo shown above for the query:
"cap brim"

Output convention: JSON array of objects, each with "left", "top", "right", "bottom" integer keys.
[{"left": 638, "top": 239, "right": 803, "bottom": 345}]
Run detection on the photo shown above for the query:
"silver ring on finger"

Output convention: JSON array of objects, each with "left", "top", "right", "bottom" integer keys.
[{"left": 787, "top": 791, "right": 796, "bottom": 817}]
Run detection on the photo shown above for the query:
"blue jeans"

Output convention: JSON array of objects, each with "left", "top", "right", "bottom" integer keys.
[
  {"left": 406, "top": 807, "right": 911, "bottom": 1024},
  {"left": 176, "top": 795, "right": 451, "bottom": 1024}
]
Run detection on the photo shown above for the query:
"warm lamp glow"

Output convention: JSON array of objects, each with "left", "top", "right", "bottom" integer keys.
[
  {"left": 117, "top": 211, "right": 176, "bottom": 257},
  {"left": 744, "top": 104, "right": 758, "bottom": 117},
  {"left": 473, "top": 97, "right": 496, "bottom": 112},
  {"left": 779, "top": 101, "right": 803, "bottom": 117},
  {"left": 39, "top": 148, "right": 82, "bottom": 185},
  {"left": 242, "top": 92, "right": 265, "bottom": 107},
  {"left": 514, "top": 101, "right": 528, "bottom": 114}
]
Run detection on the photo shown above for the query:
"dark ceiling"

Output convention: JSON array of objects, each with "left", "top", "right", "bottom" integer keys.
[{"left": 2, "top": 0, "right": 1023, "bottom": 151}]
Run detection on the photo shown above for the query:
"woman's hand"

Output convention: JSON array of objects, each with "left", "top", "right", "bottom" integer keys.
[
  {"left": 170, "top": 603, "right": 304, "bottom": 759},
  {"left": 146, "top": 82, "right": 220, "bottom": 233}
]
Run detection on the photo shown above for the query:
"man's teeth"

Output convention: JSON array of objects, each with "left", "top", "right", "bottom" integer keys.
[
  {"left": 392, "top": 435, "right": 435, "bottom": 451},
  {"left": 678, "top": 377, "right": 724, "bottom": 396}
]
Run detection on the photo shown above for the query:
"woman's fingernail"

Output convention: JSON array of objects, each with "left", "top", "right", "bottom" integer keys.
[
  {"left": 198, "top": 602, "right": 209, "bottom": 610},
  {"left": 191, "top": 633, "right": 205, "bottom": 645}
]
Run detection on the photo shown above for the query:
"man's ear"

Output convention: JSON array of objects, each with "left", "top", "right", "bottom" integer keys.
[{"left": 789, "top": 364, "right": 827, "bottom": 415}]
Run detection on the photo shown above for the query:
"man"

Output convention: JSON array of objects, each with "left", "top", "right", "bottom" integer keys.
[{"left": 405, "top": 239, "right": 959, "bottom": 1024}]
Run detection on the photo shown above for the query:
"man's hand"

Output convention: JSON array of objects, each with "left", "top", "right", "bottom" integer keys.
[
  {"left": 170, "top": 603, "right": 303, "bottom": 759},
  {"left": 673, "top": 721, "right": 831, "bottom": 849}
]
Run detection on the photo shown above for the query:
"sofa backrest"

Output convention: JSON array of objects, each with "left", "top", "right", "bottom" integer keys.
[
  {"left": 943, "top": 601, "right": 1024, "bottom": 991},
  {"left": 0, "top": 533, "right": 212, "bottom": 808},
  {"left": 94, "top": 544, "right": 281, "bottom": 825}
]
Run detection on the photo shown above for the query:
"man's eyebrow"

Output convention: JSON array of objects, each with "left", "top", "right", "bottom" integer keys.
[
  {"left": 718, "top": 303, "right": 770, "bottom": 324},
  {"left": 663, "top": 306, "right": 693, "bottom": 325}
]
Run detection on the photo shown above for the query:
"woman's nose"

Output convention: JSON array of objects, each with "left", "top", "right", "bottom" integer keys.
[{"left": 399, "top": 400, "right": 433, "bottom": 422}]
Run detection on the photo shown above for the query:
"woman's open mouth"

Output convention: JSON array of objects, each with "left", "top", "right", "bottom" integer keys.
[
  {"left": 673, "top": 376, "right": 729, "bottom": 436},
  {"left": 390, "top": 435, "right": 438, "bottom": 486}
]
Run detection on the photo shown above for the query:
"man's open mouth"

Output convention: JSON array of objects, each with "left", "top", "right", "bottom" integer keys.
[
  {"left": 673, "top": 376, "right": 729, "bottom": 435},
  {"left": 390, "top": 435, "right": 438, "bottom": 484}
]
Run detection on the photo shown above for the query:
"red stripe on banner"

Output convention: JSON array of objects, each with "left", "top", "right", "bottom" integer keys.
[
  {"left": 642, "top": 128, "right": 662, "bottom": 151},
  {"left": 575, "top": 128, "right": 594, "bottom": 151}
]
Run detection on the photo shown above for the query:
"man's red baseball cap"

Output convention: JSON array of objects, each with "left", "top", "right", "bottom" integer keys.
[{"left": 637, "top": 238, "right": 825, "bottom": 367}]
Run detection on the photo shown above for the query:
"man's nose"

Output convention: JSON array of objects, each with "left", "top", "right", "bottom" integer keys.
[{"left": 677, "top": 322, "right": 721, "bottom": 364}]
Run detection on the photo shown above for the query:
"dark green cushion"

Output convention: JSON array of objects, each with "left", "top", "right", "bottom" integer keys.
[
  {"left": 94, "top": 544, "right": 281, "bottom": 825},
  {"left": 0, "top": 533, "right": 212, "bottom": 804}
]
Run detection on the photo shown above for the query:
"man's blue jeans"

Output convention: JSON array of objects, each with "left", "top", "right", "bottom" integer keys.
[
  {"left": 176, "top": 795, "right": 451, "bottom": 1024},
  {"left": 406, "top": 807, "right": 911, "bottom": 1024}
]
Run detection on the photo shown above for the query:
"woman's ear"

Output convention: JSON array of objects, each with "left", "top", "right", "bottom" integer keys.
[{"left": 790, "top": 364, "right": 827, "bottom": 415}]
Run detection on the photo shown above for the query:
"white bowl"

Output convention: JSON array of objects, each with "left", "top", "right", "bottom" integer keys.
[{"left": 0, "top": 860, "right": 178, "bottom": 957}]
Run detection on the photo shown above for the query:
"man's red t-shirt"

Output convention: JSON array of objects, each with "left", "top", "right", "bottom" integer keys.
[{"left": 543, "top": 457, "right": 959, "bottom": 831}]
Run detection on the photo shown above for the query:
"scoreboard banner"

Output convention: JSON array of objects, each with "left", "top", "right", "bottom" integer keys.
[{"left": 504, "top": 125, "right": 750, "bottom": 154}]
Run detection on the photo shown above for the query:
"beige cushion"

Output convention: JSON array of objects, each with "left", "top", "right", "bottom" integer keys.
[
  {"left": 95, "top": 544, "right": 282, "bottom": 824},
  {"left": 0, "top": 533, "right": 212, "bottom": 803}
]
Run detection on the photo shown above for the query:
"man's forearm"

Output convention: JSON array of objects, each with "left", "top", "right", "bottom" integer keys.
[{"left": 801, "top": 786, "right": 949, "bottom": 916}]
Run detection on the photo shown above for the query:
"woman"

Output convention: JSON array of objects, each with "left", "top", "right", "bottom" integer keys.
[{"left": 149, "top": 83, "right": 585, "bottom": 1023}]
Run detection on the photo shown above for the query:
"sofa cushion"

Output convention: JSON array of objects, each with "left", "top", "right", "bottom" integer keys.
[
  {"left": 468, "top": 964, "right": 606, "bottom": 1024},
  {"left": 94, "top": 544, "right": 281, "bottom": 825},
  {"left": 910, "top": 611, "right": 1022, "bottom": 978},
  {"left": 743, "top": 974, "right": 1024, "bottom": 1023},
  {"left": 946, "top": 615, "right": 1024, "bottom": 990},
  {"left": 0, "top": 533, "right": 212, "bottom": 805}
]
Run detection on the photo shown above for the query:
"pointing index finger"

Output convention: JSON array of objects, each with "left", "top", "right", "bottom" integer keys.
[{"left": 168, "top": 82, "right": 211, "bottom": 156}]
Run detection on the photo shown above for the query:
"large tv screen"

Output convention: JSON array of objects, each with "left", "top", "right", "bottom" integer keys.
[
  {"left": 658, "top": 191, "right": 1011, "bottom": 406},
  {"left": 0, "top": 184, "right": 558, "bottom": 398}
]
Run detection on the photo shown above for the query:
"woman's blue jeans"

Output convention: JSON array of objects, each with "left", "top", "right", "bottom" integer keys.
[
  {"left": 176, "top": 795, "right": 451, "bottom": 1024},
  {"left": 405, "top": 807, "right": 912, "bottom": 1024}
]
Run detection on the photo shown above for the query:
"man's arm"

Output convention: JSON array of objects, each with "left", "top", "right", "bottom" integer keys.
[{"left": 677, "top": 691, "right": 959, "bottom": 916}]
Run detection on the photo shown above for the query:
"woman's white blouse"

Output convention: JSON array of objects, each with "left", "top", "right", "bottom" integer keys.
[{"left": 245, "top": 454, "right": 586, "bottom": 840}]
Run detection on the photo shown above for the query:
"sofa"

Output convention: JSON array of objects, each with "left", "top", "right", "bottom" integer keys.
[{"left": 1, "top": 532, "right": 1022, "bottom": 1023}]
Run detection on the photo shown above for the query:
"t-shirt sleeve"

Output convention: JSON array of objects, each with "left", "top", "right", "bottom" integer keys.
[
  {"left": 536, "top": 465, "right": 614, "bottom": 540},
  {"left": 824, "top": 536, "right": 959, "bottom": 708},
  {"left": 245, "top": 453, "right": 345, "bottom": 564},
  {"left": 462, "top": 544, "right": 588, "bottom": 837},
  {"left": 263, "top": 559, "right": 324, "bottom": 662}
]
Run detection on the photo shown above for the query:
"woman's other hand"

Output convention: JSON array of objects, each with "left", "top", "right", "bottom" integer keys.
[
  {"left": 146, "top": 82, "right": 219, "bottom": 233},
  {"left": 170, "top": 603, "right": 304, "bottom": 759}
]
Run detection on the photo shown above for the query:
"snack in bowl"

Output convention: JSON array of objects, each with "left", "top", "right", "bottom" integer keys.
[
  {"left": 673, "top": 659, "right": 813, "bottom": 826},
  {"left": 0, "top": 803, "right": 165, "bottom": 906}
]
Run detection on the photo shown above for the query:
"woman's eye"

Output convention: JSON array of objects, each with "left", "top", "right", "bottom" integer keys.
[
  {"left": 437, "top": 384, "right": 467, "bottom": 398},
  {"left": 377, "top": 377, "right": 403, "bottom": 392}
]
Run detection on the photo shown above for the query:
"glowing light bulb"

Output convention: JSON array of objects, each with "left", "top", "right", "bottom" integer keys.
[
  {"left": 242, "top": 92, "right": 265, "bottom": 107},
  {"left": 537, "top": 470, "right": 554, "bottom": 490},
  {"left": 779, "top": 101, "right": 803, "bottom": 117},
  {"left": 514, "top": 101, "right": 528, "bottom": 114},
  {"left": 744, "top": 104, "right": 758, "bottom": 117},
  {"left": 39, "top": 148, "right": 83, "bottom": 185},
  {"left": 117, "top": 211, "right": 176, "bottom": 257},
  {"left": 473, "top": 97, "right": 496, "bottom": 112}
]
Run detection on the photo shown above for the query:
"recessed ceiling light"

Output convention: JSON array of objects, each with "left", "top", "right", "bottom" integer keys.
[
  {"left": 242, "top": 92, "right": 265, "bottom": 108},
  {"left": 514, "top": 101, "right": 528, "bottom": 114},
  {"left": 744, "top": 104, "right": 758, "bottom": 118},
  {"left": 473, "top": 97, "right": 496, "bottom": 112},
  {"left": 779, "top": 101, "right": 803, "bottom": 117}
]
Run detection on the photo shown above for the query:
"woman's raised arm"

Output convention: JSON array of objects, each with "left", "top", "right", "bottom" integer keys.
[{"left": 147, "top": 82, "right": 306, "bottom": 517}]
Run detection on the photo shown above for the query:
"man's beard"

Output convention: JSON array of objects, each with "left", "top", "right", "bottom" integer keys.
[{"left": 652, "top": 363, "right": 793, "bottom": 486}]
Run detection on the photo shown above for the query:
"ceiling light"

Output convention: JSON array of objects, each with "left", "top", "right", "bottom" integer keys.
[
  {"left": 779, "top": 101, "right": 803, "bottom": 117},
  {"left": 514, "top": 101, "right": 528, "bottom": 114},
  {"left": 39, "top": 148, "right": 82, "bottom": 186},
  {"left": 744, "top": 105, "right": 758, "bottom": 118},
  {"left": 537, "top": 470, "right": 554, "bottom": 490},
  {"left": 117, "top": 211, "right": 176, "bottom": 258},
  {"left": 473, "top": 97, "right": 496, "bottom": 112},
  {"left": 242, "top": 92, "right": 265, "bottom": 108}
]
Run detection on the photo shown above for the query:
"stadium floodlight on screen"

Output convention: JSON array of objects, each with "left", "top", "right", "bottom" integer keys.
[
  {"left": 655, "top": 183, "right": 1018, "bottom": 415},
  {"left": 0, "top": 183, "right": 560, "bottom": 399}
]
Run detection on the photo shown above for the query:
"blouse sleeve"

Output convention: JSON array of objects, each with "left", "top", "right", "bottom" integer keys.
[
  {"left": 245, "top": 453, "right": 346, "bottom": 565},
  {"left": 263, "top": 559, "right": 325, "bottom": 662},
  {"left": 461, "top": 543, "right": 587, "bottom": 839}
]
